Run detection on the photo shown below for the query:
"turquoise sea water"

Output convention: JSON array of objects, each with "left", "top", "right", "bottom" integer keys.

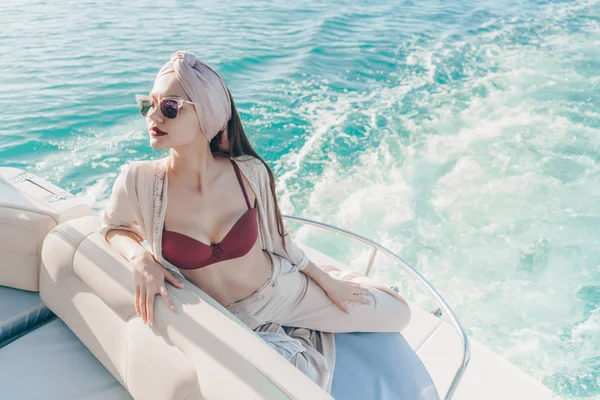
[{"left": 1, "top": 0, "right": 599, "bottom": 398}]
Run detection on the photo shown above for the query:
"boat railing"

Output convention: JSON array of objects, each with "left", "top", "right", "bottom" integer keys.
[{"left": 283, "top": 214, "right": 471, "bottom": 400}]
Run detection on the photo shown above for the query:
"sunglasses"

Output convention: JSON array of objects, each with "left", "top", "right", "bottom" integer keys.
[{"left": 135, "top": 94, "right": 197, "bottom": 119}]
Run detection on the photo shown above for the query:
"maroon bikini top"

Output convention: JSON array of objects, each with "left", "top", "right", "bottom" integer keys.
[{"left": 162, "top": 159, "right": 259, "bottom": 270}]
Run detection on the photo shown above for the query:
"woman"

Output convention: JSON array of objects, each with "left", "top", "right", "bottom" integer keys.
[{"left": 99, "top": 50, "right": 410, "bottom": 357}]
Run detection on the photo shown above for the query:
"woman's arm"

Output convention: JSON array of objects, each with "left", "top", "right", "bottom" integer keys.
[
  {"left": 98, "top": 162, "right": 146, "bottom": 241},
  {"left": 301, "top": 260, "right": 372, "bottom": 312},
  {"left": 252, "top": 159, "right": 371, "bottom": 311},
  {"left": 99, "top": 162, "right": 182, "bottom": 325},
  {"left": 299, "top": 260, "right": 332, "bottom": 286},
  {"left": 98, "top": 162, "right": 150, "bottom": 263},
  {"left": 105, "top": 229, "right": 150, "bottom": 265},
  {"left": 106, "top": 228, "right": 182, "bottom": 325}
]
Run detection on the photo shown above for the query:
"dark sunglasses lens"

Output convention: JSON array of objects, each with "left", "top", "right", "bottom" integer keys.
[
  {"left": 161, "top": 99, "right": 179, "bottom": 119},
  {"left": 139, "top": 100, "right": 151, "bottom": 116}
]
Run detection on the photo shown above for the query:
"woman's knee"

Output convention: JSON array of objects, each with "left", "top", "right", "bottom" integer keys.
[{"left": 374, "top": 290, "right": 412, "bottom": 331}]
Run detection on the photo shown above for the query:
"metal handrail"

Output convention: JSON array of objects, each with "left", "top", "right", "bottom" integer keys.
[{"left": 283, "top": 214, "right": 471, "bottom": 400}]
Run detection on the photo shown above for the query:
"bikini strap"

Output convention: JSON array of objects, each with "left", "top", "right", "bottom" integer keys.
[{"left": 230, "top": 159, "right": 252, "bottom": 209}]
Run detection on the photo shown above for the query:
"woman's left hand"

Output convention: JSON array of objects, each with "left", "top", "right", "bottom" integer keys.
[{"left": 320, "top": 275, "right": 372, "bottom": 313}]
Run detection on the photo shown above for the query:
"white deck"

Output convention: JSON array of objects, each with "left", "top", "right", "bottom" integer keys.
[{"left": 404, "top": 308, "right": 561, "bottom": 400}]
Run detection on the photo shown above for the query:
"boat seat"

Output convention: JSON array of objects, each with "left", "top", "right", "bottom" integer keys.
[
  {"left": 0, "top": 167, "right": 91, "bottom": 346},
  {"left": 0, "top": 286, "right": 54, "bottom": 347}
]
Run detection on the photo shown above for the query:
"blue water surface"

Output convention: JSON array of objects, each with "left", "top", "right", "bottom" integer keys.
[{"left": 1, "top": 0, "right": 599, "bottom": 398}]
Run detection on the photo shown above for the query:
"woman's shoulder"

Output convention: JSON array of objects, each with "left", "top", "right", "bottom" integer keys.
[
  {"left": 231, "top": 154, "right": 267, "bottom": 174},
  {"left": 132, "top": 157, "right": 169, "bottom": 173},
  {"left": 230, "top": 154, "right": 271, "bottom": 193},
  {"left": 231, "top": 154, "right": 261, "bottom": 164},
  {"left": 117, "top": 158, "right": 166, "bottom": 188}
]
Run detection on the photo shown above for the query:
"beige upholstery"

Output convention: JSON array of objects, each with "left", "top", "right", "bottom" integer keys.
[
  {"left": 0, "top": 167, "right": 96, "bottom": 291},
  {"left": 39, "top": 216, "right": 332, "bottom": 400}
]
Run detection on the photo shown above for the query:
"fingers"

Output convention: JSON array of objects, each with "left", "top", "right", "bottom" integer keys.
[
  {"left": 345, "top": 284, "right": 372, "bottom": 304},
  {"left": 146, "top": 290, "right": 154, "bottom": 326},
  {"left": 159, "top": 286, "right": 176, "bottom": 312},
  {"left": 134, "top": 286, "right": 141, "bottom": 317},
  {"left": 346, "top": 295, "right": 372, "bottom": 305},
  {"left": 356, "top": 296, "right": 372, "bottom": 305},
  {"left": 355, "top": 288, "right": 372, "bottom": 303},
  {"left": 137, "top": 282, "right": 178, "bottom": 327},
  {"left": 346, "top": 288, "right": 371, "bottom": 299},
  {"left": 140, "top": 289, "right": 147, "bottom": 324},
  {"left": 349, "top": 283, "right": 370, "bottom": 294},
  {"left": 333, "top": 298, "right": 350, "bottom": 314},
  {"left": 164, "top": 270, "right": 184, "bottom": 288},
  {"left": 133, "top": 265, "right": 181, "bottom": 327}
]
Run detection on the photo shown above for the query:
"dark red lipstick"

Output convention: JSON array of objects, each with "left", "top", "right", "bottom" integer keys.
[{"left": 150, "top": 126, "right": 168, "bottom": 136}]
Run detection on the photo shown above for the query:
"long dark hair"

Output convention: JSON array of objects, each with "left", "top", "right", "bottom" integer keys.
[{"left": 210, "top": 87, "right": 288, "bottom": 253}]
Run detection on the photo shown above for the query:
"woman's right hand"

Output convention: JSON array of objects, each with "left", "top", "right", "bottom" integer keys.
[{"left": 131, "top": 251, "right": 184, "bottom": 326}]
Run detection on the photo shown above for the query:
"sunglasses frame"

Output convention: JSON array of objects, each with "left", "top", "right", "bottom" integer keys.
[{"left": 135, "top": 94, "right": 197, "bottom": 119}]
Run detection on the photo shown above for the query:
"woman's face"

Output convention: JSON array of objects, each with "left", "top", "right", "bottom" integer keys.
[{"left": 146, "top": 72, "right": 203, "bottom": 150}]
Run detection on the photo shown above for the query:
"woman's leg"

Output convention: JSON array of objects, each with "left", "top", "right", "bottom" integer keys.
[{"left": 262, "top": 255, "right": 411, "bottom": 333}]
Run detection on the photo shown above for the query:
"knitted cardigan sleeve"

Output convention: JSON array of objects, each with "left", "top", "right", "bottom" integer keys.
[{"left": 97, "top": 162, "right": 146, "bottom": 242}]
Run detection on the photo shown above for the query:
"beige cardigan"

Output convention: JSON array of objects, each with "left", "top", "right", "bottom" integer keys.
[{"left": 97, "top": 154, "right": 310, "bottom": 278}]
